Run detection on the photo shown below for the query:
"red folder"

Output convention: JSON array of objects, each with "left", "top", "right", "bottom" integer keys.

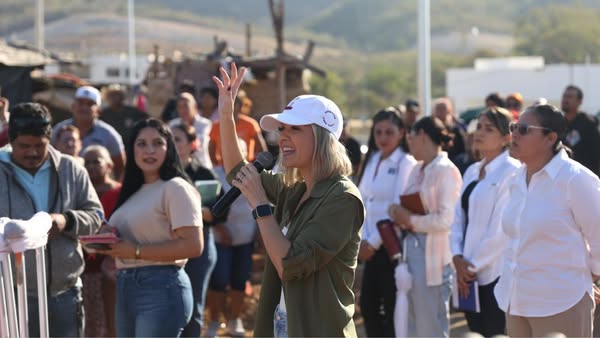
[
  {"left": 79, "top": 232, "right": 120, "bottom": 244},
  {"left": 400, "top": 192, "right": 426, "bottom": 215}
]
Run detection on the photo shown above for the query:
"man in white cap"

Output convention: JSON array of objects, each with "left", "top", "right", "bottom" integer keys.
[{"left": 52, "top": 86, "right": 126, "bottom": 179}]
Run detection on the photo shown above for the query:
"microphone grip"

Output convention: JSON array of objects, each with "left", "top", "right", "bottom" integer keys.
[
  {"left": 211, "top": 186, "right": 241, "bottom": 216},
  {"left": 210, "top": 152, "right": 274, "bottom": 217}
]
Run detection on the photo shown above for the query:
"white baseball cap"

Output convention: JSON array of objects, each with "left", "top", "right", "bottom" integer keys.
[
  {"left": 260, "top": 95, "right": 343, "bottom": 139},
  {"left": 75, "top": 86, "right": 101, "bottom": 106}
]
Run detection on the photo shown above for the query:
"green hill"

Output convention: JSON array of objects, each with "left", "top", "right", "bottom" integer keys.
[{"left": 2, "top": 0, "right": 600, "bottom": 52}]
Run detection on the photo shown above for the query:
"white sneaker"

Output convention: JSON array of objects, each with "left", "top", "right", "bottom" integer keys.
[
  {"left": 228, "top": 318, "right": 246, "bottom": 337},
  {"left": 204, "top": 320, "right": 220, "bottom": 338}
]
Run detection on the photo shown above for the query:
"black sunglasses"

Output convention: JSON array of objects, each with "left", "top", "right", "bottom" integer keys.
[
  {"left": 9, "top": 116, "right": 51, "bottom": 129},
  {"left": 509, "top": 122, "right": 552, "bottom": 136}
]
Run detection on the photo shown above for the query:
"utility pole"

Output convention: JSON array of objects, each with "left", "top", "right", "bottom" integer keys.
[
  {"left": 418, "top": 0, "right": 431, "bottom": 115},
  {"left": 128, "top": 0, "right": 137, "bottom": 85},
  {"left": 35, "top": 0, "right": 44, "bottom": 50},
  {"left": 246, "top": 23, "right": 252, "bottom": 57}
]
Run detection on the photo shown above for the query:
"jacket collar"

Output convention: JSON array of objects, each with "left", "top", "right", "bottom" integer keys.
[
  {"left": 539, "top": 149, "right": 569, "bottom": 181},
  {"left": 0, "top": 144, "right": 62, "bottom": 174},
  {"left": 422, "top": 151, "right": 448, "bottom": 175},
  {"left": 476, "top": 150, "right": 510, "bottom": 176}
]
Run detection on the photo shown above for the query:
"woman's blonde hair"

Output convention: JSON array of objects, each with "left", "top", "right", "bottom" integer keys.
[{"left": 279, "top": 125, "right": 352, "bottom": 186}]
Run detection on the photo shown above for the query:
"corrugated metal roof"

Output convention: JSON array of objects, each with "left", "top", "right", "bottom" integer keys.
[{"left": 0, "top": 40, "right": 55, "bottom": 67}]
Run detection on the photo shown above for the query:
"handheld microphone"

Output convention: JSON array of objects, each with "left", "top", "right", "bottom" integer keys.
[{"left": 211, "top": 152, "right": 274, "bottom": 216}]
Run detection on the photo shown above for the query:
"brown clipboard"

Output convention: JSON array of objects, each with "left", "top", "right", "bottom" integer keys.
[{"left": 400, "top": 192, "right": 426, "bottom": 215}]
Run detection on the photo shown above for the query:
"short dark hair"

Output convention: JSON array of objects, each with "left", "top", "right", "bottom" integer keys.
[
  {"left": 405, "top": 99, "right": 419, "bottom": 110},
  {"left": 523, "top": 104, "right": 569, "bottom": 155},
  {"left": 8, "top": 102, "right": 53, "bottom": 142},
  {"left": 179, "top": 79, "right": 196, "bottom": 94},
  {"left": 114, "top": 118, "right": 190, "bottom": 210},
  {"left": 485, "top": 92, "right": 505, "bottom": 108},
  {"left": 54, "top": 124, "right": 80, "bottom": 140},
  {"left": 565, "top": 85, "right": 583, "bottom": 100},
  {"left": 199, "top": 87, "right": 218, "bottom": 99}
]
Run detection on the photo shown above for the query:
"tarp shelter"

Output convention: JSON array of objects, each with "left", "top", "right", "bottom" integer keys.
[{"left": 0, "top": 40, "right": 55, "bottom": 106}]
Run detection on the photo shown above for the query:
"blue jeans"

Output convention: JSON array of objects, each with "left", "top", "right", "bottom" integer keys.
[
  {"left": 273, "top": 304, "right": 288, "bottom": 338},
  {"left": 116, "top": 265, "right": 193, "bottom": 337},
  {"left": 209, "top": 242, "right": 254, "bottom": 291},
  {"left": 182, "top": 229, "right": 217, "bottom": 337},
  {"left": 27, "top": 285, "right": 83, "bottom": 338},
  {"left": 405, "top": 233, "right": 454, "bottom": 337}
]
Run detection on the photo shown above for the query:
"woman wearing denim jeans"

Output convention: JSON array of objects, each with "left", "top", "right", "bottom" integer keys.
[
  {"left": 388, "top": 116, "right": 462, "bottom": 337},
  {"left": 171, "top": 122, "right": 224, "bottom": 337},
  {"left": 99, "top": 118, "right": 204, "bottom": 337}
]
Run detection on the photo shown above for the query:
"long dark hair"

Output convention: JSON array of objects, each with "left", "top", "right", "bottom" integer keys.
[
  {"left": 114, "top": 118, "right": 190, "bottom": 210},
  {"left": 357, "top": 107, "right": 407, "bottom": 185}
]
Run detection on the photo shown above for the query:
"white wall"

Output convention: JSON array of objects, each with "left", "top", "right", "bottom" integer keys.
[
  {"left": 87, "top": 54, "right": 149, "bottom": 85},
  {"left": 447, "top": 60, "right": 600, "bottom": 114}
]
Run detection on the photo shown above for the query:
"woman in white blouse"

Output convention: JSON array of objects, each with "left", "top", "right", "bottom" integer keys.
[
  {"left": 450, "top": 107, "right": 520, "bottom": 336},
  {"left": 357, "top": 108, "right": 417, "bottom": 337},
  {"left": 495, "top": 104, "right": 600, "bottom": 337},
  {"left": 388, "top": 116, "right": 462, "bottom": 337}
]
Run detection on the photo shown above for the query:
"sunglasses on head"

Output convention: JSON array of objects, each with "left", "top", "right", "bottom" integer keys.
[
  {"left": 509, "top": 122, "right": 552, "bottom": 136},
  {"left": 9, "top": 115, "right": 51, "bottom": 129}
]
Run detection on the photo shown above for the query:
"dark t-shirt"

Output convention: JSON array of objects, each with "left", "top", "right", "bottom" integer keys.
[
  {"left": 447, "top": 123, "right": 467, "bottom": 161},
  {"left": 563, "top": 112, "right": 600, "bottom": 176},
  {"left": 342, "top": 136, "right": 362, "bottom": 167},
  {"left": 100, "top": 105, "right": 149, "bottom": 145}
]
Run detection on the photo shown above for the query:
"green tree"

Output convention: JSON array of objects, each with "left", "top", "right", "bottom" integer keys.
[
  {"left": 309, "top": 71, "right": 347, "bottom": 112},
  {"left": 514, "top": 5, "right": 600, "bottom": 63}
]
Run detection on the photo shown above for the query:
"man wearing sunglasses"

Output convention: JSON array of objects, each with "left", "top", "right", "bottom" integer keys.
[
  {"left": 0, "top": 102, "right": 103, "bottom": 337},
  {"left": 561, "top": 85, "right": 600, "bottom": 177}
]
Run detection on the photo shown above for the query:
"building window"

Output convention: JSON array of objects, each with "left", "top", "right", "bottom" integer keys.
[{"left": 106, "top": 67, "right": 120, "bottom": 77}]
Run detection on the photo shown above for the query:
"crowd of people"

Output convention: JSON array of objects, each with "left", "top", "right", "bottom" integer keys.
[{"left": 1, "top": 63, "right": 600, "bottom": 338}]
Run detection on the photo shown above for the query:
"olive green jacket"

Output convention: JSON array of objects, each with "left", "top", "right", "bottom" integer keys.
[{"left": 228, "top": 162, "right": 364, "bottom": 337}]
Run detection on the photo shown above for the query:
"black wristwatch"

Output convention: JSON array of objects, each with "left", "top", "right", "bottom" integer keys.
[{"left": 252, "top": 204, "right": 273, "bottom": 220}]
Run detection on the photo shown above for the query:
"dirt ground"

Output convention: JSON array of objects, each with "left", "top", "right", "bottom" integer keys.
[{"left": 205, "top": 253, "right": 469, "bottom": 337}]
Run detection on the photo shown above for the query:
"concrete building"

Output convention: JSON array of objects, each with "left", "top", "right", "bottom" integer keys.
[{"left": 447, "top": 57, "right": 600, "bottom": 114}]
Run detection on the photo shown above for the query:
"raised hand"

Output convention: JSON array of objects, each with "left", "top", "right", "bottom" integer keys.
[
  {"left": 212, "top": 63, "right": 247, "bottom": 119},
  {"left": 0, "top": 97, "right": 9, "bottom": 123}
]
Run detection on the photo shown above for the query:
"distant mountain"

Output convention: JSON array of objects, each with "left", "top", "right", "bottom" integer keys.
[{"left": 2, "top": 0, "right": 600, "bottom": 54}]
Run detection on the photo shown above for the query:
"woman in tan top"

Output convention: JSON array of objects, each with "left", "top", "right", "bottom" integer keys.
[{"left": 99, "top": 118, "right": 204, "bottom": 337}]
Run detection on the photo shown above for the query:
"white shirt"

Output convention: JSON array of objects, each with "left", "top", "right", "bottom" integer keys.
[
  {"left": 213, "top": 167, "right": 256, "bottom": 245},
  {"left": 450, "top": 150, "right": 520, "bottom": 285},
  {"left": 169, "top": 115, "right": 213, "bottom": 169},
  {"left": 494, "top": 149, "right": 600, "bottom": 317},
  {"left": 405, "top": 152, "right": 462, "bottom": 286},
  {"left": 358, "top": 148, "right": 417, "bottom": 249}
]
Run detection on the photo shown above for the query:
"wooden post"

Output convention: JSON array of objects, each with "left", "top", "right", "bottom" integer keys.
[
  {"left": 269, "top": 0, "right": 286, "bottom": 109},
  {"left": 246, "top": 23, "right": 252, "bottom": 57}
]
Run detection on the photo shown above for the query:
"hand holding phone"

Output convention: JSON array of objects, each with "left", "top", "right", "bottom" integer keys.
[{"left": 80, "top": 232, "right": 120, "bottom": 251}]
